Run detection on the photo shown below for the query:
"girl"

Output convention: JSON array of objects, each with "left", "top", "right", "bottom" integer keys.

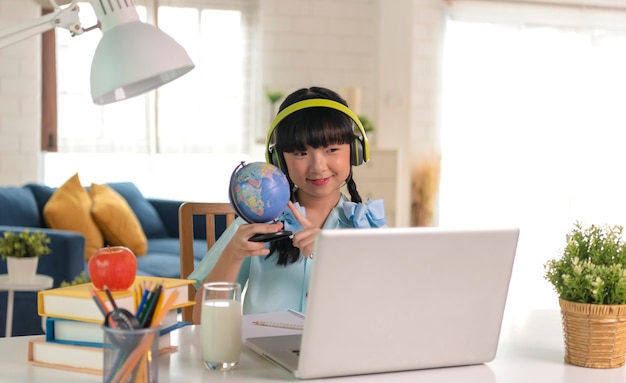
[{"left": 189, "top": 86, "right": 386, "bottom": 323}]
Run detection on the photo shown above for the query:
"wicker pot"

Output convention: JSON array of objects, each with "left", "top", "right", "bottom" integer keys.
[{"left": 559, "top": 298, "right": 626, "bottom": 368}]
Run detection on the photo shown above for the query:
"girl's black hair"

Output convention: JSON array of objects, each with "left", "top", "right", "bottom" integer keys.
[{"left": 268, "top": 86, "right": 363, "bottom": 265}]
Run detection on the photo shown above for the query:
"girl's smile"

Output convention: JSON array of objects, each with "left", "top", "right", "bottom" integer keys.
[{"left": 308, "top": 176, "right": 332, "bottom": 186}]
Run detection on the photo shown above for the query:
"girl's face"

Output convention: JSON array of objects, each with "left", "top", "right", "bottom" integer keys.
[{"left": 283, "top": 143, "right": 351, "bottom": 200}]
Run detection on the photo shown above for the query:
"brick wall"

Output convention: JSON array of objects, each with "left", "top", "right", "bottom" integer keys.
[
  {"left": 0, "top": 0, "right": 444, "bottom": 215},
  {"left": 261, "top": 0, "right": 378, "bottom": 115},
  {"left": 0, "top": 1, "right": 42, "bottom": 185}
]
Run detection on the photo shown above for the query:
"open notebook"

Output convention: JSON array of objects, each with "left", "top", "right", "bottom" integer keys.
[{"left": 245, "top": 226, "right": 520, "bottom": 379}]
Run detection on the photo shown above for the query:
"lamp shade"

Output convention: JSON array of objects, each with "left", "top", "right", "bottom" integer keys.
[{"left": 90, "top": 21, "right": 194, "bottom": 105}]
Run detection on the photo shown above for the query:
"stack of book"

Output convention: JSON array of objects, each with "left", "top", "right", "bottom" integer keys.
[{"left": 27, "top": 276, "right": 195, "bottom": 375}]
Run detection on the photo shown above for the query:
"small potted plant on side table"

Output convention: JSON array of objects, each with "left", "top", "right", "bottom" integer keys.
[
  {"left": 0, "top": 229, "right": 51, "bottom": 282},
  {"left": 544, "top": 222, "right": 626, "bottom": 368}
]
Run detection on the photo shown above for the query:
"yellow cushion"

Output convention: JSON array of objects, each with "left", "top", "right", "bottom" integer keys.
[
  {"left": 89, "top": 183, "right": 148, "bottom": 256},
  {"left": 43, "top": 173, "right": 104, "bottom": 260}
]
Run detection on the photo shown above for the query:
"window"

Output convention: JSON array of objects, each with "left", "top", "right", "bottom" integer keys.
[
  {"left": 54, "top": 0, "right": 259, "bottom": 154},
  {"left": 441, "top": 7, "right": 626, "bottom": 310}
]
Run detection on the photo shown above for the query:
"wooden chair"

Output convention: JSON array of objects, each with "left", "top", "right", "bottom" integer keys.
[{"left": 178, "top": 202, "right": 236, "bottom": 322}]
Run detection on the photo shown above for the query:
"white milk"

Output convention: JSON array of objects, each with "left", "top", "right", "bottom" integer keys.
[{"left": 201, "top": 299, "right": 242, "bottom": 364}]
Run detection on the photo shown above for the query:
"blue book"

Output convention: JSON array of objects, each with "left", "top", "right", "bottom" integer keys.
[{"left": 45, "top": 310, "right": 189, "bottom": 348}]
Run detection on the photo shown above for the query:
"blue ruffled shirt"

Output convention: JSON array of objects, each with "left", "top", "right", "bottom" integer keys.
[{"left": 188, "top": 195, "right": 386, "bottom": 314}]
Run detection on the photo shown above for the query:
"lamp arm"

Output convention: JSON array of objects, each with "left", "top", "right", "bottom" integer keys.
[{"left": 0, "top": 1, "right": 83, "bottom": 49}]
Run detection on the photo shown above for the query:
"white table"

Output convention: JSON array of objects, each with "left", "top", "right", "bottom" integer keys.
[
  {"left": 0, "top": 274, "right": 54, "bottom": 337},
  {"left": 1, "top": 309, "right": 625, "bottom": 382}
]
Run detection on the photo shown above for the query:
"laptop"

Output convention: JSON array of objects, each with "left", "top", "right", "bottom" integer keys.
[{"left": 245, "top": 226, "right": 520, "bottom": 379}]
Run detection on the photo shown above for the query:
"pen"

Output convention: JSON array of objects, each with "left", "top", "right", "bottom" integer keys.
[
  {"left": 103, "top": 286, "right": 118, "bottom": 310},
  {"left": 253, "top": 321, "right": 303, "bottom": 330},
  {"left": 288, "top": 309, "right": 305, "bottom": 319}
]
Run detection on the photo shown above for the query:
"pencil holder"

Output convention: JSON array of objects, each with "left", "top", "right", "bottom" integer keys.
[{"left": 102, "top": 326, "right": 159, "bottom": 383}]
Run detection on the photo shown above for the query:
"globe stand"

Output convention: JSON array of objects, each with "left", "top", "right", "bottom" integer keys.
[
  {"left": 248, "top": 229, "right": 293, "bottom": 243},
  {"left": 248, "top": 218, "right": 292, "bottom": 242}
]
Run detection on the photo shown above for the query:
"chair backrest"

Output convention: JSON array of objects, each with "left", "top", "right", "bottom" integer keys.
[{"left": 178, "top": 202, "right": 236, "bottom": 322}]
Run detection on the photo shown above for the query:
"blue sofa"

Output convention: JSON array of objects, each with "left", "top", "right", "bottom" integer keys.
[{"left": 0, "top": 181, "right": 228, "bottom": 336}]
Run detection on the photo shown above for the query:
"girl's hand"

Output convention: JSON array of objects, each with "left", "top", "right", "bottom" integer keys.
[
  {"left": 224, "top": 222, "right": 283, "bottom": 260},
  {"left": 287, "top": 201, "right": 320, "bottom": 259}
]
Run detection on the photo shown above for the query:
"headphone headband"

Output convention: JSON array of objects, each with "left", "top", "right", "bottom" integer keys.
[{"left": 264, "top": 98, "right": 370, "bottom": 164}]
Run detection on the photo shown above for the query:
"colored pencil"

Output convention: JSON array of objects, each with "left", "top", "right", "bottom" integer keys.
[{"left": 88, "top": 287, "right": 109, "bottom": 318}]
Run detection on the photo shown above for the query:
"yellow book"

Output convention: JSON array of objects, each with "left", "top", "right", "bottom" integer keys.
[{"left": 38, "top": 276, "right": 195, "bottom": 323}]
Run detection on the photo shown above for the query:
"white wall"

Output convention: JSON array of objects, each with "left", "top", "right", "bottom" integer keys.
[
  {"left": 0, "top": 0, "right": 444, "bottom": 224},
  {"left": 43, "top": 153, "right": 252, "bottom": 202}
]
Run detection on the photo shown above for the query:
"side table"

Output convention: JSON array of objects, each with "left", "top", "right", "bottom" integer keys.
[{"left": 0, "top": 275, "right": 54, "bottom": 337}]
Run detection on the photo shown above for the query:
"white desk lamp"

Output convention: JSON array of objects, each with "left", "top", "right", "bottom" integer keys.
[{"left": 0, "top": 0, "right": 194, "bottom": 105}]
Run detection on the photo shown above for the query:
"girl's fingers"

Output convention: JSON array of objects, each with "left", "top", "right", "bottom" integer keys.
[
  {"left": 288, "top": 201, "right": 313, "bottom": 228},
  {"left": 243, "top": 222, "right": 284, "bottom": 234},
  {"left": 231, "top": 223, "right": 284, "bottom": 258},
  {"left": 291, "top": 227, "right": 320, "bottom": 257}
]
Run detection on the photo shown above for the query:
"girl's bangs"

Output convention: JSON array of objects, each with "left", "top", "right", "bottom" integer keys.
[{"left": 275, "top": 108, "right": 354, "bottom": 153}]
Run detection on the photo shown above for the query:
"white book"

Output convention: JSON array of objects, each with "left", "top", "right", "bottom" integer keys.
[{"left": 27, "top": 332, "right": 176, "bottom": 375}]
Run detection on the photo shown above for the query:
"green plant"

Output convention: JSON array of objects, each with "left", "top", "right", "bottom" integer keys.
[
  {"left": 0, "top": 229, "right": 51, "bottom": 261},
  {"left": 357, "top": 114, "right": 375, "bottom": 133},
  {"left": 544, "top": 222, "right": 626, "bottom": 305},
  {"left": 265, "top": 89, "right": 284, "bottom": 105},
  {"left": 60, "top": 270, "right": 90, "bottom": 287}
]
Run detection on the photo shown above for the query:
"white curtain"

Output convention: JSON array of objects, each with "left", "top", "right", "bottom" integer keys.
[{"left": 441, "top": 10, "right": 626, "bottom": 311}]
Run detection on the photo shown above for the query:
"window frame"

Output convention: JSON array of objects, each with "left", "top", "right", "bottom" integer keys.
[{"left": 44, "top": 0, "right": 260, "bottom": 155}]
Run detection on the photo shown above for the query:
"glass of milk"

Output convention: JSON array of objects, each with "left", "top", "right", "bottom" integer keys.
[{"left": 201, "top": 281, "right": 242, "bottom": 371}]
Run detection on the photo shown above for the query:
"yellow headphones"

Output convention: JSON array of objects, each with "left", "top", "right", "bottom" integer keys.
[{"left": 265, "top": 99, "right": 370, "bottom": 170}]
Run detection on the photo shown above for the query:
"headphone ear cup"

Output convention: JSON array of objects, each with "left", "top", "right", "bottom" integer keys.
[
  {"left": 267, "top": 145, "right": 276, "bottom": 166},
  {"left": 351, "top": 136, "right": 366, "bottom": 166}
]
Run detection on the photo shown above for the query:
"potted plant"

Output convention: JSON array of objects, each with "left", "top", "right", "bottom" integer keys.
[
  {"left": 265, "top": 88, "right": 284, "bottom": 120},
  {"left": 0, "top": 229, "right": 51, "bottom": 281},
  {"left": 357, "top": 114, "right": 375, "bottom": 135},
  {"left": 544, "top": 222, "right": 626, "bottom": 368},
  {"left": 60, "top": 270, "right": 90, "bottom": 287}
]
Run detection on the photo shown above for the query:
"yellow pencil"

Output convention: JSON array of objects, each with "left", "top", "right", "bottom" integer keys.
[{"left": 134, "top": 283, "right": 142, "bottom": 310}]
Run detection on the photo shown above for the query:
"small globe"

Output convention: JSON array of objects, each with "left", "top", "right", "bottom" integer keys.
[{"left": 229, "top": 161, "right": 291, "bottom": 224}]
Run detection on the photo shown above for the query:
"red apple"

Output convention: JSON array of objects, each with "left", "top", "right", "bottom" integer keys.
[{"left": 88, "top": 246, "right": 137, "bottom": 291}]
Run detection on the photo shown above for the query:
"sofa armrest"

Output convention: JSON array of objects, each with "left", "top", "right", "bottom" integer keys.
[
  {"left": 0, "top": 226, "right": 85, "bottom": 288},
  {"left": 147, "top": 199, "right": 184, "bottom": 238}
]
